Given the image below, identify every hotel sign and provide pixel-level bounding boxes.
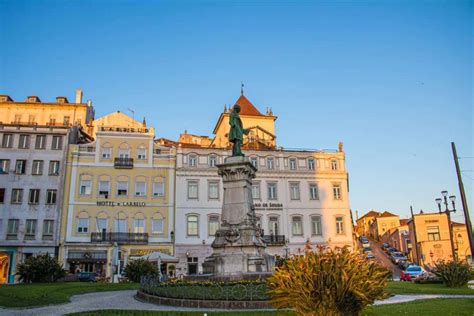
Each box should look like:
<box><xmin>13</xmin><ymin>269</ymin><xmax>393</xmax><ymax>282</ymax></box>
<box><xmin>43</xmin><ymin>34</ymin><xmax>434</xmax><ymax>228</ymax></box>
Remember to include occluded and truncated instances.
<box><xmin>96</xmin><ymin>201</ymin><xmax>146</xmax><ymax>207</ymax></box>
<box><xmin>253</xmin><ymin>202</ymin><xmax>283</xmax><ymax>210</ymax></box>
<box><xmin>100</xmin><ymin>126</ymin><xmax>150</xmax><ymax>133</ymax></box>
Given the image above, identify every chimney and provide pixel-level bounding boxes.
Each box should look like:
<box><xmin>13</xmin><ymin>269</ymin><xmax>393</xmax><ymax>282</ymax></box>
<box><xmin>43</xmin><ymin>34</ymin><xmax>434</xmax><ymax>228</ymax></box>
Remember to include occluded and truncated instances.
<box><xmin>75</xmin><ymin>89</ymin><xmax>83</xmax><ymax>104</ymax></box>
<box><xmin>356</xmin><ymin>210</ymin><xmax>359</xmax><ymax>220</ymax></box>
<box><xmin>87</xmin><ymin>99</ymin><xmax>92</xmax><ymax>107</ymax></box>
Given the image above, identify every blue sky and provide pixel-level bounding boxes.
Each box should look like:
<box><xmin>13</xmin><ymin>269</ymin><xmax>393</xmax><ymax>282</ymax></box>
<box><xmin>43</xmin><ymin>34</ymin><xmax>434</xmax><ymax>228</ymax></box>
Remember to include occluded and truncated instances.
<box><xmin>0</xmin><ymin>0</ymin><xmax>472</xmax><ymax>221</ymax></box>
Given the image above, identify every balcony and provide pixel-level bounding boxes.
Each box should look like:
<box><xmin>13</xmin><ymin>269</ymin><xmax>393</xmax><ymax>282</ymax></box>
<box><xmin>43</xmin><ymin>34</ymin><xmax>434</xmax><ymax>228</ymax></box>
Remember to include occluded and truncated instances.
<box><xmin>263</xmin><ymin>235</ymin><xmax>286</xmax><ymax>246</ymax></box>
<box><xmin>91</xmin><ymin>232</ymin><xmax>148</xmax><ymax>244</ymax></box>
<box><xmin>114</xmin><ymin>157</ymin><xmax>133</xmax><ymax>169</ymax></box>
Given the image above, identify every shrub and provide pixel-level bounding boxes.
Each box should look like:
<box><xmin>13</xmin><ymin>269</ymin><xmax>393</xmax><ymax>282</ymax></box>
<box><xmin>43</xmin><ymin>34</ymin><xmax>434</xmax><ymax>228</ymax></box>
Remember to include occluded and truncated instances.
<box><xmin>267</xmin><ymin>246</ymin><xmax>391</xmax><ymax>316</ymax></box>
<box><xmin>432</xmin><ymin>260</ymin><xmax>471</xmax><ymax>287</ymax></box>
<box><xmin>16</xmin><ymin>254</ymin><xmax>66</xmax><ymax>283</ymax></box>
<box><xmin>123</xmin><ymin>259</ymin><xmax>158</xmax><ymax>282</ymax></box>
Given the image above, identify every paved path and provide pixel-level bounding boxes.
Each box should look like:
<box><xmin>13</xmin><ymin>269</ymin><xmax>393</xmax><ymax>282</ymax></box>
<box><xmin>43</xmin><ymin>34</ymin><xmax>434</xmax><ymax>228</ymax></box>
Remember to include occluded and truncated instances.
<box><xmin>0</xmin><ymin>290</ymin><xmax>473</xmax><ymax>315</ymax></box>
<box><xmin>369</xmin><ymin>239</ymin><xmax>402</xmax><ymax>279</ymax></box>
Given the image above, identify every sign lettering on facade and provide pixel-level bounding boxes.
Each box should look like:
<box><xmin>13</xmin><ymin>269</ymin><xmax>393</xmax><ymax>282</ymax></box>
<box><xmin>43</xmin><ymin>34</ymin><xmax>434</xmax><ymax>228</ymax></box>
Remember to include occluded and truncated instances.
<box><xmin>96</xmin><ymin>201</ymin><xmax>146</xmax><ymax>207</ymax></box>
<box><xmin>253</xmin><ymin>202</ymin><xmax>283</xmax><ymax>210</ymax></box>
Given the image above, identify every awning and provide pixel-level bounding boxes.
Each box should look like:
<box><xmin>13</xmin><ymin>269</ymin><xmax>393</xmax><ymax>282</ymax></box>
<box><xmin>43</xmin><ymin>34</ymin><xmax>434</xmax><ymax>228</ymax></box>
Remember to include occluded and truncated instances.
<box><xmin>136</xmin><ymin>251</ymin><xmax>179</xmax><ymax>263</ymax></box>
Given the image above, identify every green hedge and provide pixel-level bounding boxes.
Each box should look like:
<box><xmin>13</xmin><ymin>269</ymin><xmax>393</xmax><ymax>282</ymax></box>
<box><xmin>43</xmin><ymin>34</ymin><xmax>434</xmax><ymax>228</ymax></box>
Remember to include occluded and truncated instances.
<box><xmin>141</xmin><ymin>279</ymin><xmax>268</xmax><ymax>301</ymax></box>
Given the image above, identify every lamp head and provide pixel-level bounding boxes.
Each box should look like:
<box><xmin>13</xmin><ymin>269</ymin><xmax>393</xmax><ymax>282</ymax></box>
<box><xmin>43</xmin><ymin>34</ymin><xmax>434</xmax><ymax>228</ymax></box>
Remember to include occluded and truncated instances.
<box><xmin>441</xmin><ymin>190</ymin><xmax>448</xmax><ymax>197</ymax></box>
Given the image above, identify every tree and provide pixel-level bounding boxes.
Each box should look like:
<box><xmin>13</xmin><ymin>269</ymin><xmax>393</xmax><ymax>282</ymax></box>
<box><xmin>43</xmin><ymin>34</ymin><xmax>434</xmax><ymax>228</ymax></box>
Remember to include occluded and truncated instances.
<box><xmin>123</xmin><ymin>259</ymin><xmax>158</xmax><ymax>282</ymax></box>
<box><xmin>16</xmin><ymin>254</ymin><xmax>66</xmax><ymax>283</ymax></box>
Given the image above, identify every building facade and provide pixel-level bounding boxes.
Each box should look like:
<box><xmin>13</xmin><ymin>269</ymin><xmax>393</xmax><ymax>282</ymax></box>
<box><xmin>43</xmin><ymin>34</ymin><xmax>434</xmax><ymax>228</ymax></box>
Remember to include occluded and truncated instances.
<box><xmin>59</xmin><ymin>112</ymin><xmax>176</xmax><ymax>279</ymax></box>
<box><xmin>163</xmin><ymin>92</ymin><xmax>353</xmax><ymax>276</ymax></box>
<box><xmin>368</xmin><ymin>211</ymin><xmax>400</xmax><ymax>240</ymax></box>
<box><xmin>408</xmin><ymin>211</ymin><xmax>471</xmax><ymax>266</ymax></box>
<box><xmin>0</xmin><ymin>92</ymin><xmax>93</xmax><ymax>284</ymax></box>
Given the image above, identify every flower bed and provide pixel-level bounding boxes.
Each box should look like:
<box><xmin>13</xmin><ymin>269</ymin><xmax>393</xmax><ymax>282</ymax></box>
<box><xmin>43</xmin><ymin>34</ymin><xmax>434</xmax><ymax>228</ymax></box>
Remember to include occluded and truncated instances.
<box><xmin>140</xmin><ymin>277</ymin><xmax>268</xmax><ymax>301</ymax></box>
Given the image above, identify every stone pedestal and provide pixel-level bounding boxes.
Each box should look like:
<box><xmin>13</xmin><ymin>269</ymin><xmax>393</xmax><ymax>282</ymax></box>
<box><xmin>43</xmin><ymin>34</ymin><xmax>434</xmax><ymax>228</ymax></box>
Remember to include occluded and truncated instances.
<box><xmin>202</xmin><ymin>156</ymin><xmax>268</xmax><ymax>276</ymax></box>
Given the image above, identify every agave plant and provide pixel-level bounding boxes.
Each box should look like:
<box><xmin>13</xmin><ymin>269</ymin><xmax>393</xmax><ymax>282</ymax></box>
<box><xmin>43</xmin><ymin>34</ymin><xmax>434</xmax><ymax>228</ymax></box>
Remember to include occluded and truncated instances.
<box><xmin>432</xmin><ymin>260</ymin><xmax>471</xmax><ymax>287</ymax></box>
<box><xmin>267</xmin><ymin>246</ymin><xmax>391</xmax><ymax>316</ymax></box>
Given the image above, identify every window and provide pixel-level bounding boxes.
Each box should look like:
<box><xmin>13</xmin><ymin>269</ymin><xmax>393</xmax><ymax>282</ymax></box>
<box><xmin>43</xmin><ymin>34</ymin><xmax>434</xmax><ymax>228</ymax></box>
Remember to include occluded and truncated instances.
<box><xmin>63</xmin><ymin>116</ymin><xmax>70</xmax><ymax>126</ymax></box>
<box><xmin>35</xmin><ymin>135</ymin><xmax>46</xmax><ymax>149</ymax></box>
<box><xmin>208</xmin><ymin>181</ymin><xmax>219</xmax><ymax>200</ymax></box>
<box><xmin>115</xmin><ymin>219</ymin><xmax>127</xmax><ymax>232</ymax></box>
<box><xmin>29</xmin><ymin>189</ymin><xmax>40</xmax><ymax>204</ymax></box>
<box><xmin>152</xmin><ymin>218</ymin><xmax>164</xmax><ymax>234</ymax></box>
<box><xmin>7</xmin><ymin>219</ymin><xmax>19</xmax><ymax>237</ymax></box>
<box><xmin>309</xmin><ymin>184</ymin><xmax>319</xmax><ymax>200</ymax></box>
<box><xmin>2</xmin><ymin>134</ymin><xmax>13</xmax><ymax>148</ymax></box>
<box><xmin>289</xmin><ymin>158</ymin><xmax>297</xmax><ymax>170</ymax></box>
<box><xmin>336</xmin><ymin>216</ymin><xmax>345</xmax><ymax>234</ymax></box>
<box><xmin>308</xmin><ymin>158</ymin><xmax>315</xmax><ymax>170</ymax></box>
<box><xmin>43</xmin><ymin>220</ymin><xmax>54</xmax><ymax>237</ymax></box>
<box><xmin>0</xmin><ymin>159</ymin><xmax>10</xmax><ymax>174</ymax></box>
<box><xmin>331</xmin><ymin>160</ymin><xmax>338</xmax><ymax>171</ymax></box>
<box><xmin>118</xmin><ymin>149</ymin><xmax>129</xmax><ymax>158</ymax></box>
<box><xmin>311</xmin><ymin>216</ymin><xmax>322</xmax><ymax>236</ymax></box>
<box><xmin>79</xmin><ymin>180</ymin><xmax>92</xmax><ymax>195</ymax></box>
<box><xmin>268</xmin><ymin>216</ymin><xmax>279</xmax><ymax>235</ymax></box>
<box><xmin>46</xmin><ymin>189</ymin><xmax>57</xmax><ymax>204</ymax></box>
<box><xmin>25</xmin><ymin>219</ymin><xmax>37</xmax><ymax>237</ymax></box>
<box><xmin>252</xmin><ymin>183</ymin><xmax>261</xmax><ymax>200</ymax></box>
<box><xmin>266</xmin><ymin>157</ymin><xmax>274</xmax><ymax>169</ymax></box>
<box><xmin>427</xmin><ymin>226</ymin><xmax>441</xmax><ymax>241</ymax></box>
<box><xmin>134</xmin><ymin>219</ymin><xmax>145</xmax><ymax>233</ymax></box>
<box><xmin>208</xmin><ymin>215</ymin><xmax>220</xmax><ymax>236</ymax></box>
<box><xmin>187</xmin><ymin>215</ymin><xmax>199</xmax><ymax>236</ymax></box>
<box><xmin>98</xmin><ymin>181</ymin><xmax>110</xmax><ymax>196</ymax></box>
<box><xmin>18</xmin><ymin>134</ymin><xmax>30</xmax><ymax>149</ymax></box>
<box><xmin>137</xmin><ymin>148</ymin><xmax>147</xmax><ymax>160</ymax></box>
<box><xmin>0</xmin><ymin>188</ymin><xmax>4</xmax><ymax>203</ymax></box>
<box><xmin>77</xmin><ymin>218</ymin><xmax>89</xmax><ymax>233</ymax></box>
<box><xmin>187</xmin><ymin>181</ymin><xmax>198</xmax><ymax>199</ymax></box>
<box><xmin>14</xmin><ymin>114</ymin><xmax>21</xmax><ymax>123</ymax></box>
<box><xmin>49</xmin><ymin>161</ymin><xmax>60</xmax><ymax>175</ymax></box>
<box><xmin>11</xmin><ymin>189</ymin><xmax>23</xmax><ymax>204</ymax></box>
<box><xmin>153</xmin><ymin>182</ymin><xmax>165</xmax><ymax>197</ymax></box>
<box><xmin>135</xmin><ymin>181</ymin><xmax>146</xmax><ymax>196</ymax></box>
<box><xmin>189</xmin><ymin>155</ymin><xmax>197</xmax><ymax>167</ymax></box>
<box><xmin>49</xmin><ymin>117</ymin><xmax>56</xmax><ymax>126</ymax></box>
<box><xmin>290</xmin><ymin>182</ymin><xmax>300</xmax><ymax>200</ymax></box>
<box><xmin>209</xmin><ymin>155</ymin><xmax>217</xmax><ymax>167</ymax></box>
<box><xmin>32</xmin><ymin>160</ymin><xmax>43</xmax><ymax>175</ymax></box>
<box><xmin>292</xmin><ymin>216</ymin><xmax>303</xmax><ymax>236</ymax></box>
<box><xmin>15</xmin><ymin>160</ymin><xmax>26</xmax><ymax>174</ymax></box>
<box><xmin>333</xmin><ymin>184</ymin><xmax>341</xmax><ymax>200</ymax></box>
<box><xmin>117</xmin><ymin>181</ymin><xmax>128</xmax><ymax>196</ymax></box>
<box><xmin>250</xmin><ymin>157</ymin><xmax>258</xmax><ymax>168</ymax></box>
<box><xmin>96</xmin><ymin>218</ymin><xmax>108</xmax><ymax>232</ymax></box>
<box><xmin>101</xmin><ymin>147</ymin><xmax>112</xmax><ymax>159</ymax></box>
<box><xmin>267</xmin><ymin>182</ymin><xmax>277</xmax><ymax>200</ymax></box>
<box><xmin>51</xmin><ymin>136</ymin><xmax>63</xmax><ymax>150</ymax></box>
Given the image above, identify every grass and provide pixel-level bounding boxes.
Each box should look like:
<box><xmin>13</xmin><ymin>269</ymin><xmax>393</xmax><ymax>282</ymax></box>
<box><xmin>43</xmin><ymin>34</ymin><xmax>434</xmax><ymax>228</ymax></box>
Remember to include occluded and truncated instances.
<box><xmin>0</xmin><ymin>282</ymin><xmax>139</xmax><ymax>308</ymax></box>
<box><xmin>67</xmin><ymin>298</ymin><xmax>474</xmax><ymax>316</ymax></box>
<box><xmin>386</xmin><ymin>281</ymin><xmax>474</xmax><ymax>295</ymax></box>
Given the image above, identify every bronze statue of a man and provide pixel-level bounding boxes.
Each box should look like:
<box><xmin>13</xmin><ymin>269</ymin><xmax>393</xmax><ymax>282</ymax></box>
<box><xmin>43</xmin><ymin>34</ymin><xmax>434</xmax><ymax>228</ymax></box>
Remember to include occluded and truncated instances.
<box><xmin>228</xmin><ymin>104</ymin><xmax>249</xmax><ymax>157</ymax></box>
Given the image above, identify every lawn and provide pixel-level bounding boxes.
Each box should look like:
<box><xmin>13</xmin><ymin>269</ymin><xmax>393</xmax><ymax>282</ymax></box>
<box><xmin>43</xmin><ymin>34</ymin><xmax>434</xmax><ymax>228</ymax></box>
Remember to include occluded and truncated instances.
<box><xmin>386</xmin><ymin>281</ymin><xmax>474</xmax><ymax>295</ymax></box>
<box><xmin>67</xmin><ymin>298</ymin><xmax>474</xmax><ymax>316</ymax></box>
<box><xmin>0</xmin><ymin>282</ymin><xmax>139</xmax><ymax>308</ymax></box>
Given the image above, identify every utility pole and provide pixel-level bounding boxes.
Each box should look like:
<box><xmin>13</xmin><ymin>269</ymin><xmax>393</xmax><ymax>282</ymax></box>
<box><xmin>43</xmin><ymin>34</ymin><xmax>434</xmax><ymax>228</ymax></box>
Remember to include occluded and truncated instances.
<box><xmin>451</xmin><ymin>142</ymin><xmax>474</xmax><ymax>261</ymax></box>
<box><xmin>410</xmin><ymin>206</ymin><xmax>420</xmax><ymax>265</ymax></box>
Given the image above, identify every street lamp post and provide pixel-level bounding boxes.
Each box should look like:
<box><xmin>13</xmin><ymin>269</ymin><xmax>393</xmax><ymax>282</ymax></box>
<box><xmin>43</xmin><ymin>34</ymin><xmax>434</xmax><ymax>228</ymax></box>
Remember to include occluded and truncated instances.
<box><xmin>435</xmin><ymin>191</ymin><xmax>457</xmax><ymax>261</ymax></box>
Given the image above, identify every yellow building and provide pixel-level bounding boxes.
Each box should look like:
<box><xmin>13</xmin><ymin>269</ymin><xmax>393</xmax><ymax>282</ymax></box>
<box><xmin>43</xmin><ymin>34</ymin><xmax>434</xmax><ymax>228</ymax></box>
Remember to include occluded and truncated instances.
<box><xmin>0</xmin><ymin>90</ymin><xmax>94</xmax><ymax>133</ymax></box>
<box><xmin>408</xmin><ymin>211</ymin><xmax>471</xmax><ymax>266</ymax></box>
<box><xmin>369</xmin><ymin>211</ymin><xmax>400</xmax><ymax>240</ymax></box>
<box><xmin>59</xmin><ymin>111</ymin><xmax>176</xmax><ymax>279</ymax></box>
<box><xmin>355</xmin><ymin>210</ymin><xmax>380</xmax><ymax>237</ymax></box>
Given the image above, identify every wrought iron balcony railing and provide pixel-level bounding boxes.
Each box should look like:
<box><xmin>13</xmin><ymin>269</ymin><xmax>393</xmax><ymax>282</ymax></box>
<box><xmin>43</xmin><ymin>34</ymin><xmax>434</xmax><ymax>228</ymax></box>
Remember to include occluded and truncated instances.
<box><xmin>263</xmin><ymin>235</ymin><xmax>286</xmax><ymax>246</ymax></box>
<box><xmin>114</xmin><ymin>157</ymin><xmax>133</xmax><ymax>169</ymax></box>
<box><xmin>91</xmin><ymin>232</ymin><xmax>148</xmax><ymax>244</ymax></box>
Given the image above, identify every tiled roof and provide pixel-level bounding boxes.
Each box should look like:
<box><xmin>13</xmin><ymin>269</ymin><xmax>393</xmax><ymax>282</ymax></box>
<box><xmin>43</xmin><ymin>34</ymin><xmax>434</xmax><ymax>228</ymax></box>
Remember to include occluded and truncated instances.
<box><xmin>358</xmin><ymin>210</ymin><xmax>380</xmax><ymax>220</ymax></box>
<box><xmin>399</xmin><ymin>219</ymin><xmax>410</xmax><ymax>226</ymax></box>
<box><xmin>379</xmin><ymin>211</ymin><xmax>399</xmax><ymax>218</ymax></box>
<box><xmin>234</xmin><ymin>94</ymin><xmax>263</xmax><ymax>116</ymax></box>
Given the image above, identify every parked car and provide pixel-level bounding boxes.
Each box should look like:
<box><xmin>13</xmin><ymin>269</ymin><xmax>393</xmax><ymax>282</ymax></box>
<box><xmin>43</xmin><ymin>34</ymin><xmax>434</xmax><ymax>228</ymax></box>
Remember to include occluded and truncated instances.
<box><xmin>77</xmin><ymin>272</ymin><xmax>98</xmax><ymax>282</ymax></box>
<box><xmin>381</xmin><ymin>243</ymin><xmax>390</xmax><ymax>250</ymax></box>
<box><xmin>400</xmin><ymin>261</ymin><xmax>415</xmax><ymax>271</ymax></box>
<box><xmin>362</xmin><ymin>247</ymin><xmax>372</xmax><ymax>253</ymax></box>
<box><xmin>366</xmin><ymin>252</ymin><xmax>376</xmax><ymax>260</ymax></box>
<box><xmin>400</xmin><ymin>265</ymin><xmax>424</xmax><ymax>281</ymax></box>
<box><xmin>386</xmin><ymin>247</ymin><xmax>398</xmax><ymax>254</ymax></box>
<box><xmin>390</xmin><ymin>252</ymin><xmax>407</xmax><ymax>264</ymax></box>
<box><xmin>362</xmin><ymin>241</ymin><xmax>371</xmax><ymax>248</ymax></box>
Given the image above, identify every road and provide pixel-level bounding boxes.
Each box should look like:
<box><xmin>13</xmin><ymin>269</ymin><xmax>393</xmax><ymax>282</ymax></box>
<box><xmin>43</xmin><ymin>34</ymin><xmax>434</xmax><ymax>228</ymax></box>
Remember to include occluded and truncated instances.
<box><xmin>366</xmin><ymin>239</ymin><xmax>402</xmax><ymax>279</ymax></box>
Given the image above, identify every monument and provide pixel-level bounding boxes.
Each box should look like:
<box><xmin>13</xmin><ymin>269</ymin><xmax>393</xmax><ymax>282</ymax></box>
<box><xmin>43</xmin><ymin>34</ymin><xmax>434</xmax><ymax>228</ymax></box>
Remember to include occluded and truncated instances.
<box><xmin>202</xmin><ymin>104</ymin><xmax>270</xmax><ymax>277</ymax></box>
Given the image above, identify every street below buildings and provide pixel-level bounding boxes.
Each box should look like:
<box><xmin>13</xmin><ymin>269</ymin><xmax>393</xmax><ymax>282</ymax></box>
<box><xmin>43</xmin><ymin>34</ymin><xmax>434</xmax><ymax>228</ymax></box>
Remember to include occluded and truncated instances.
<box><xmin>367</xmin><ymin>238</ymin><xmax>402</xmax><ymax>279</ymax></box>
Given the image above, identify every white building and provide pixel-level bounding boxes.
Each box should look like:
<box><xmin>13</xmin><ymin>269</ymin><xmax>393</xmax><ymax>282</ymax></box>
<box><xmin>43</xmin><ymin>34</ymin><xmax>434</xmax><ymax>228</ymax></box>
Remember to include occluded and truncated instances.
<box><xmin>158</xmin><ymin>92</ymin><xmax>353</xmax><ymax>276</ymax></box>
